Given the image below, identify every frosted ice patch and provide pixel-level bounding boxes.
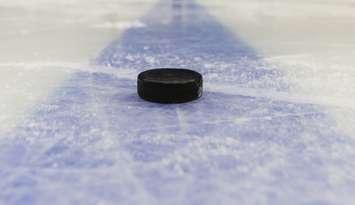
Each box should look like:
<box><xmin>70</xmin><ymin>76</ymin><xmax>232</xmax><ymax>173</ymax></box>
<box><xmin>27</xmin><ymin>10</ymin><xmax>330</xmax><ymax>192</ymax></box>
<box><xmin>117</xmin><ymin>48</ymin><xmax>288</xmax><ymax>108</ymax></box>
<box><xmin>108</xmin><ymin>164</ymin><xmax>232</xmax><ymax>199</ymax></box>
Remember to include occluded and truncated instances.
<box><xmin>93</xmin><ymin>21</ymin><xmax>146</xmax><ymax>30</ymax></box>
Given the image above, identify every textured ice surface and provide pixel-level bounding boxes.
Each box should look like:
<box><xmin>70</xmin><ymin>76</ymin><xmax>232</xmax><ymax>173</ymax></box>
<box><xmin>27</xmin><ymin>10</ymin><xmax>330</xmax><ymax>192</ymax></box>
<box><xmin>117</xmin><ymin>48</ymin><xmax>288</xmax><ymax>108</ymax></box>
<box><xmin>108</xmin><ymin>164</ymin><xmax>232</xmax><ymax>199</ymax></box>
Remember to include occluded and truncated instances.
<box><xmin>0</xmin><ymin>0</ymin><xmax>157</xmax><ymax>133</ymax></box>
<box><xmin>1</xmin><ymin>0</ymin><xmax>355</xmax><ymax>205</ymax></box>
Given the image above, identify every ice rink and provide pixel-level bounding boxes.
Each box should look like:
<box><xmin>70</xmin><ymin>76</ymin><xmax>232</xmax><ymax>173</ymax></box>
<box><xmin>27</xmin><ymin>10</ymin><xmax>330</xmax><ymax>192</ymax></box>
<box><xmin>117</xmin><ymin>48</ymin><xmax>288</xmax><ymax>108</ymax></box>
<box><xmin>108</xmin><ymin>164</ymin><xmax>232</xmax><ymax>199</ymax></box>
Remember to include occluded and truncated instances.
<box><xmin>1</xmin><ymin>0</ymin><xmax>355</xmax><ymax>204</ymax></box>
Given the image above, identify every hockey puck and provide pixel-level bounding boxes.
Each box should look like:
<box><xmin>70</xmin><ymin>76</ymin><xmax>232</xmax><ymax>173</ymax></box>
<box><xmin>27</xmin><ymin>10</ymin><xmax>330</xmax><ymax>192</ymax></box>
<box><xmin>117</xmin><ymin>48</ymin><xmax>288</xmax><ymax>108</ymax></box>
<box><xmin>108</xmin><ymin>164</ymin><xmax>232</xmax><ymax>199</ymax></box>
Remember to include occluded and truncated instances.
<box><xmin>137</xmin><ymin>68</ymin><xmax>203</xmax><ymax>103</ymax></box>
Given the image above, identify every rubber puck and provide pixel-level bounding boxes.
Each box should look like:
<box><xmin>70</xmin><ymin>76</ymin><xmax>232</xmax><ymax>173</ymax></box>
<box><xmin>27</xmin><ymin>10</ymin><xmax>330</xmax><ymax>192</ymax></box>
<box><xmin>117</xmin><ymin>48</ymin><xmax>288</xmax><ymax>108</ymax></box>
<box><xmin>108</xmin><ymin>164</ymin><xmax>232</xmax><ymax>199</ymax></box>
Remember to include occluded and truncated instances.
<box><xmin>138</xmin><ymin>68</ymin><xmax>203</xmax><ymax>103</ymax></box>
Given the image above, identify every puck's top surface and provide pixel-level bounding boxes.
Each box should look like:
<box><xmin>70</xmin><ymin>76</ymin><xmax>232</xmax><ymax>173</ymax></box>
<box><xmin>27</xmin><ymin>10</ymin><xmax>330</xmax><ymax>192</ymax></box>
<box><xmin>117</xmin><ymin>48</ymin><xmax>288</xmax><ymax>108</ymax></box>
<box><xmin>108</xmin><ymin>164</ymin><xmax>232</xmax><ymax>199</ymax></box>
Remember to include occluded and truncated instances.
<box><xmin>137</xmin><ymin>68</ymin><xmax>203</xmax><ymax>104</ymax></box>
<box><xmin>138</xmin><ymin>68</ymin><xmax>201</xmax><ymax>84</ymax></box>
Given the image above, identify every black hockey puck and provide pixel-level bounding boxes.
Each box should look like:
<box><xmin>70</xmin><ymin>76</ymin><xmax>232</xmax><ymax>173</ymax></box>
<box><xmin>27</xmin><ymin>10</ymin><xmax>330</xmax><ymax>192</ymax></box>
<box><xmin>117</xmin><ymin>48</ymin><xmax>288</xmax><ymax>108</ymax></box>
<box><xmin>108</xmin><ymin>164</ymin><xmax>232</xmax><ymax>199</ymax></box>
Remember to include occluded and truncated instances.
<box><xmin>138</xmin><ymin>68</ymin><xmax>203</xmax><ymax>103</ymax></box>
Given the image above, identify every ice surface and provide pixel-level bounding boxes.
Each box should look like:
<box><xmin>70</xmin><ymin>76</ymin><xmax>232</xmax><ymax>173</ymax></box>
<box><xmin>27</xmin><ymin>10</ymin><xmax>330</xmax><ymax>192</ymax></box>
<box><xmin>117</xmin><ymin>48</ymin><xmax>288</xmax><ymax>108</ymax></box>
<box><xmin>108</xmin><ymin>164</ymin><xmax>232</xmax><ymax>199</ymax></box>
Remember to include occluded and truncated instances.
<box><xmin>1</xmin><ymin>0</ymin><xmax>355</xmax><ymax>205</ymax></box>
<box><xmin>0</xmin><ymin>0</ymin><xmax>157</xmax><ymax>133</ymax></box>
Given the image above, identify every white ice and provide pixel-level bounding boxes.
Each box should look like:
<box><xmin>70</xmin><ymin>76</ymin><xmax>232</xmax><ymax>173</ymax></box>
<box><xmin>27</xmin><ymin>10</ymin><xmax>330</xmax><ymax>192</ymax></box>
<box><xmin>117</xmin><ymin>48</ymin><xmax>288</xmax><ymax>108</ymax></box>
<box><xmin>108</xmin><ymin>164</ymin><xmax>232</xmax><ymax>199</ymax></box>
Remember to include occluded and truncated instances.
<box><xmin>0</xmin><ymin>0</ymin><xmax>158</xmax><ymax>133</ymax></box>
<box><xmin>200</xmin><ymin>0</ymin><xmax>355</xmax><ymax>137</ymax></box>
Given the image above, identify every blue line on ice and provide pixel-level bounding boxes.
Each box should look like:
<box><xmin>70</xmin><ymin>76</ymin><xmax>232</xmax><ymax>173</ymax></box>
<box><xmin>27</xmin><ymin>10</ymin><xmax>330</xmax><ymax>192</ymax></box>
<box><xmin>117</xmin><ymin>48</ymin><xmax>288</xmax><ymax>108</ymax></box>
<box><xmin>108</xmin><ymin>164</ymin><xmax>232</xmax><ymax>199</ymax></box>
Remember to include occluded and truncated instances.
<box><xmin>1</xmin><ymin>0</ymin><xmax>355</xmax><ymax>204</ymax></box>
